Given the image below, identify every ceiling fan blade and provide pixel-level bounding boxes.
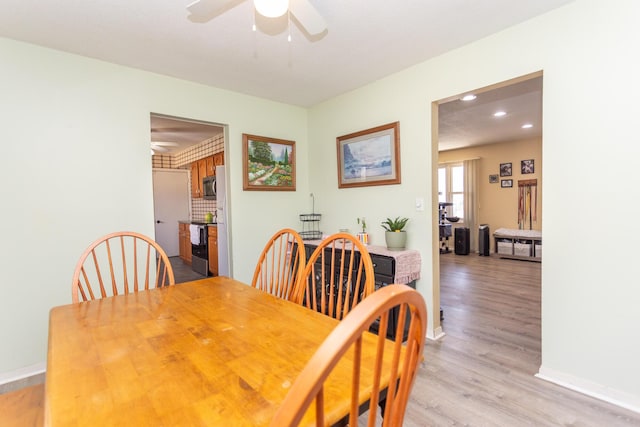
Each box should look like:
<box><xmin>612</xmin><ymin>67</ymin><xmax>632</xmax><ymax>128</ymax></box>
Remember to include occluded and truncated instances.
<box><xmin>289</xmin><ymin>0</ymin><xmax>326</xmax><ymax>35</ymax></box>
<box><xmin>151</xmin><ymin>141</ymin><xmax>180</xmax><ymax>147</ymax></box>
<box><xmin>151</xmin><ymin>145</ymin><xmax>170</xmax><ymax>153</ymax></box>
<box><xmin>187</xmin><ymin>0</ymin><xmax>241</xmax><ymax>23</ymax></box>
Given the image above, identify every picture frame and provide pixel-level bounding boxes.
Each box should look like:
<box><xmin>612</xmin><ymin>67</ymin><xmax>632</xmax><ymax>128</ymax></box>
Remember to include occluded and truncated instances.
<box><xmin>489</xmin><ymin>174</ymin><xmax>499</xmax><ymax>184</ymax></box>
<box><xmin>336</xmin><ymin>122</ymin><xmax>401</xmax><ymax>188</ymax></box>
<box><xmin>521</xmin><ymin>159</ymin><xmax>535</xmax><ymax>174</ymax></box>
<box><xmin>242</xmin><ymin>134</ymin><xmax>296</xmax><ymax>191</ymax></box>
<box><xmin>500</xmin><ymin>162</ymin><xmax>512</xmax><ymax>177</ymax></box>
<box><xmin>501</xmin><ymin>179</ymin><xmax>513</xmax><ymax>188</ymax></box>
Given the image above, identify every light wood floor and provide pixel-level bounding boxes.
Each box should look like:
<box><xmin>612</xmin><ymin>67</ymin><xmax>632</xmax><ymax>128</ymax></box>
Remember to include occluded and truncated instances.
<box><xmin>401</xmin><ymin>253</ymin><xmax>640</xmax><ymax>426</ymax></box>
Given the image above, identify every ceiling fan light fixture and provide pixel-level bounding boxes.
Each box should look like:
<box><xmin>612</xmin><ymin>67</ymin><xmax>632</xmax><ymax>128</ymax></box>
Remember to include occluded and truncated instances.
<box><xmin>254</xmin><ymin>0</ymin><xmax>289</xmax><ymax>18</ymax></box>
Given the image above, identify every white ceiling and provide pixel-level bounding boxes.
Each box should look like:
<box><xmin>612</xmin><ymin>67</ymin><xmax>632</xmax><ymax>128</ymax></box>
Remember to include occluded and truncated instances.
<box><xmin>1</xmin><ymin>0</ymin><xmax>560</xmax><ymax>150</ymax></box>
<box><xmin>438</xmin><ymin>75</ymin><xmax>543</xmax><ymax>151</ymax></box>
<box><xmin>151</xmin><ymin>115</ymin><xmax>224</xmax><ymax>154</ymax></box>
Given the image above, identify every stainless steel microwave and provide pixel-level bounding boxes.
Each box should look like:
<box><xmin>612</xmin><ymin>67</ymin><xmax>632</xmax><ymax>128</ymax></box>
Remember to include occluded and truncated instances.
<box><xmin>202</xmin><ymin>175</ymin><xmax>217</xmax><ymax>200</ymax></box>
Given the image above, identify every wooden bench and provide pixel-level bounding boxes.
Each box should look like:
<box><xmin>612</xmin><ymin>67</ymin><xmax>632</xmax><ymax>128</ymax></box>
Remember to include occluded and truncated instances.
<box><xmin>0</xmin><ymin>384</ymin><xmax>44</xmax><ymax>427</ymax></box>
<box><xmin>494</xmin><ymin>227</ymin><xmax>542</xmax><ymax>262</ymax></box>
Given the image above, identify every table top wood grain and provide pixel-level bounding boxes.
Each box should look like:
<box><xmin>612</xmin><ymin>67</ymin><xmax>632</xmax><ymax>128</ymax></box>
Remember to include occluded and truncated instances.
<box><xmin>45</xmin><ymin>277</ymin><xmax>392</xmax><ymax>426</ymax></box>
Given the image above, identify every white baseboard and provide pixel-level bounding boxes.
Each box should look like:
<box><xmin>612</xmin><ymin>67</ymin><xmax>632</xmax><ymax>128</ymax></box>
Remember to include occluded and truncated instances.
<box><xmin>427</xmin><ymin>326</ymin><xmax>445</xmax><ymax>341</ymax></box>
<box><xmin>0</xmin><ymin>362</ymin><xmax>46</xmax><ymax>386</ymax></box>
<box><xmin>536</xmin><ymin>366</ymin><xmax>640</xmax><ymax>414</ymax></box>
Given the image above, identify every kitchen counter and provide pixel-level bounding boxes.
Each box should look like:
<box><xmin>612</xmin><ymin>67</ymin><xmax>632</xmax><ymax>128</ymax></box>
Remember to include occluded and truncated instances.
<box><xmin>179</xmin><ymin>220</ymin><xmax>216</xmax><ymax>225</ymax></box>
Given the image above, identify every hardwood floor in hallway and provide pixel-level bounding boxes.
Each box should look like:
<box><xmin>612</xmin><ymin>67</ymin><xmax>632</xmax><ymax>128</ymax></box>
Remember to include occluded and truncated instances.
<box><xmin>399</xmin><ymin>253</ymin><xmax>640</xmax><ymax>426</ymax></box>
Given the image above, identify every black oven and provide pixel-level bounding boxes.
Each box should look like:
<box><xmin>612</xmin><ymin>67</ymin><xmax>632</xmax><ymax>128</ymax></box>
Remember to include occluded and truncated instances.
<box><xmin>191</xmin><ymin>224</ymin><xmax>209</xmax><ymax>276</ymax></box>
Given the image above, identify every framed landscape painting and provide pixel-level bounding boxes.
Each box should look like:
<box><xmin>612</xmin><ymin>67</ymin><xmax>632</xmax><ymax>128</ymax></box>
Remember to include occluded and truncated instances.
<box><xmin>336</xmin><ymin>122</ymin><xmax>401</xmax><ymax>189</ymax></box>
<box><xmin>242</xmin><ymin>134</ymin><xmax>296</xmax><ymax>191</ymax></box>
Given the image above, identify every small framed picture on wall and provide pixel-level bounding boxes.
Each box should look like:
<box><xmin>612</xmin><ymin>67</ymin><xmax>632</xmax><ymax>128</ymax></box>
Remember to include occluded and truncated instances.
<box><xmin>521</xmin><ymin>159</ymin><xmax>535</xmax><ymax>174</ymax></box>
<box><xmin>489</xmin><ymin>174</ymin><xmax>499</xmax><ymax>183</ymax></box>
<box><xmin>500</xmin><ymin>162</ymin><xmax>512</xmax><ymax>177</ymax></box>
<box><xmin>501</xmin><ymin>179</ymin><xmax>513</xmax><ymax>188</ymax></box>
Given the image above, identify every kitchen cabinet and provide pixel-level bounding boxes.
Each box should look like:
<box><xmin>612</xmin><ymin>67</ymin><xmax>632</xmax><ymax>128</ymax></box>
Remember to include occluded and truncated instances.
<box><xmin>206</xmin><ymin>156</ymin><xmax>215</xmax><ymax>176</ymax></box>
<box><xmin>190</xmin><ymin>158</ymin><xmax>208</xmax><ymax>198</ymax></box>
<box><xmin>207</xmin><ymin>226</ymin><xmax>218</xmax><ymax>276</ymax></box>
<box><xmin>213</xmin><ymin>152</ymin><xmax>224</xmax><ymax>167</ymax></box>
<box><xmin>190</xmin><ymin>162</ymin><xmax>200</xmax><ymax>198</ymax></box>
<box><xmin>208</xmin><ymin>226</ymin><xmax>218</xmax><ymax>276</ymax></box>
<box><xmin>178</xmin><ymin>223</ymin><xmax>192</xmax><ymax>265</ymax></box>
<box><xmin>198</xmin><ymin>159</ymin><xmax>207</xmax><ymax>187</ymax></box>
<box><xmin>191</xmin><ymin>153</ymin><xmax>224</xmax><ymax>198</ymax></box>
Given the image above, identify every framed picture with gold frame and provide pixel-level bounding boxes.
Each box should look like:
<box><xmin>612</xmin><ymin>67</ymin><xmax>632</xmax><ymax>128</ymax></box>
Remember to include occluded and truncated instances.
<box><xmin>336</xmin><ymin>122</ymin><xmax>401</xmax><ymax>188</ymax></box>
<box><xmin>242</xmin><ymin>134</ymin><xmax>295</xmax><ymax>191</ymax></box>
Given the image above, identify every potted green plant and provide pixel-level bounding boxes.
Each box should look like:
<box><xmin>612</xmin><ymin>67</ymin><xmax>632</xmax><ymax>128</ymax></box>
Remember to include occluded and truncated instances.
<box><xmin>356</xmin><ymin>217</ymin><xmax>369</xmax><ymax>245</ymax></box>
<box><xmin>381</xmin><ymin>216</ymin><xmax>409</xmax><ymax>250</ymax></box>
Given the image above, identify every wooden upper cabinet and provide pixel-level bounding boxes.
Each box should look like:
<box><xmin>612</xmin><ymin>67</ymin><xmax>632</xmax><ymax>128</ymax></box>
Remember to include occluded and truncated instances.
<box><xmin>206</xmin><ymin>156</ymin><xmax>215</xmax><ymax>177</ymax></box>
<box><xmin>198</xmin><ymin>158</ymin><xmax>207</xmax><ymax>182</ymax></box>
<box><xmin>190</xmin><ymin>162</ymin><xmax>200</xmax><ymax>198</ymax></box>
<box><xmin>191</xmin><ymin>153</ymin><xmax>224</xmax><ymax>198</ymax></box>
<box><xmin>191</xmin><ymin>158</ymin><xmax>208</xmax><ymax>199</ymax></box>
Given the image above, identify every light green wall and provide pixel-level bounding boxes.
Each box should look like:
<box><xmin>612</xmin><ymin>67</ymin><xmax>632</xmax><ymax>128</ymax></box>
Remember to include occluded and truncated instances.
<box><xmin>0</xmin><ymin>37</ymin><xmax>308</xmax><ymax>377</ymax></box>
<box><xmin>307</xmin><ymin>0</ymin><xmax>640</xmax><ymax>410</ymax></box>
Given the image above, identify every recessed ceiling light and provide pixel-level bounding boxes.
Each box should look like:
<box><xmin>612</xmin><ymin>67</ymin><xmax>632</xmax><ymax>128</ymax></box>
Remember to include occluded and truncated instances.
<box><xmin>494</xmin><ymin>111</ymin><xmax>507</xmax><ymax>117</ymax></box>
<box><xmin>461</xmin><ymin>94</ymin><xmax>476</xmax><ymax>101</ymax></box>
<box><xmin>522</xmin><ymin>123</ymin><xmax>533</xmax><ymax>129</ymax></box>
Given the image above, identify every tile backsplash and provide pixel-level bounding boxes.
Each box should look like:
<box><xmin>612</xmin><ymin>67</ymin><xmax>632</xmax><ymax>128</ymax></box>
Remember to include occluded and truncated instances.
<box><xmin>152</xmin><ymin>134</ymin><xmax>224</xmax><ymax>222</ymax></box>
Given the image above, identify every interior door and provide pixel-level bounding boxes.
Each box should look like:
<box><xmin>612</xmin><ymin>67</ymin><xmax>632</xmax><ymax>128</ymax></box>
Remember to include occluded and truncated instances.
<box><xmin>152</xmin><ymin>169</ymin><xmax>190</xmax><ymax>257</ymax></box>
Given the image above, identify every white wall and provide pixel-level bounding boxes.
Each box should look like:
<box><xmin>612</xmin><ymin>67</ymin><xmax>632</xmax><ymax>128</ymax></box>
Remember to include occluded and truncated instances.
<box><xmin>307</xmin><ymin>0</ymin><xmax>640</xmax><ymax>411</ymax></box>
<box><xmin>0</xmin><ymin>37</ymin><xmax>308</xmax><ymax>378</ymax></box>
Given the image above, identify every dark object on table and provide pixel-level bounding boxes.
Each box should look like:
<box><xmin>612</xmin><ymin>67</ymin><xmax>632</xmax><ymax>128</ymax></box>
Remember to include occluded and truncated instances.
<box><xmin>446</xmin><ymin>216</ymin><xmax>460</xmax><ymax>223</ymax></box>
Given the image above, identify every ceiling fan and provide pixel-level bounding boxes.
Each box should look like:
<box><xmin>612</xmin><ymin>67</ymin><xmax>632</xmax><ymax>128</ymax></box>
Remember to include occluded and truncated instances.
<box><xmin>150</xmin><ymin>141</ymin><xmax>180</xmax><ymax>154</ymax></box>
<box><xmin>187</xmin><ymin>0</ymin><xmax>326</xmax><ymax>36</ymax></box>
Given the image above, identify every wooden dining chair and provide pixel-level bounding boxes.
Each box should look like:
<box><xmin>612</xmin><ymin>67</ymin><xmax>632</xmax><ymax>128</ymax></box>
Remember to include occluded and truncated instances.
<box><xmin>251</xmin><ymin>228</ymin><xmax>306</xmax><ymax>301</ymax></box>
<box><xmin>294</xmin><ymin>232</ymin><xmax>375</xmax><ymax>319</ymax></box>
<box><xmin>271</xmin><ymin>284</ymin><xmax>427</xmax><ymax>427</ymax></box>
<box><xmin>71</xmin><ymin>231</ymin><xmax>175</xmax><ymax>303</ymax></box>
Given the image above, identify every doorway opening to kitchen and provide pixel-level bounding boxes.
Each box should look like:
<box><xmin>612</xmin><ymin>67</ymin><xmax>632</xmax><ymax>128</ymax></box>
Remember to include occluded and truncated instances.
<box><xmin>150</xmin><ymin>113</ymin><xmax>231</xmax><ymax>278</ymax></box>
<box><xmin>432</xmin><ymin>71</ymin><xmax>543</xmax><ymax>351</ymax></box>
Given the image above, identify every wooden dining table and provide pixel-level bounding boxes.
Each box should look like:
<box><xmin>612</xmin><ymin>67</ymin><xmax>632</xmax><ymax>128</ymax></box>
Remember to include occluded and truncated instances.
<box><xmin>45</xmin><ymin>276</ymin><xmax>395</xmax><ymax>426</ymax></box>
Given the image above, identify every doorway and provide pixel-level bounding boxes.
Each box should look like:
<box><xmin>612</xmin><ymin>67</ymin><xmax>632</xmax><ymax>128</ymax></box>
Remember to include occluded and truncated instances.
<box><xmin>150</xmin><ymin>113</ymin><xmax>229</xmax><ymax>274</ymax></box>
<box><xmin>433</xmin><ymin>71</ymin><xmax>543</xmax><ymax>342</ymax></box>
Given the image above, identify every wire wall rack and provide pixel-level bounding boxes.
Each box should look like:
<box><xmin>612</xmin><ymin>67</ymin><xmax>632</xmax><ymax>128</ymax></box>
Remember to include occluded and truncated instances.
<box><xmin>299</xmin><ymin>194</ymin><xmax>322</xmax><ymax>240</ymax></box>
